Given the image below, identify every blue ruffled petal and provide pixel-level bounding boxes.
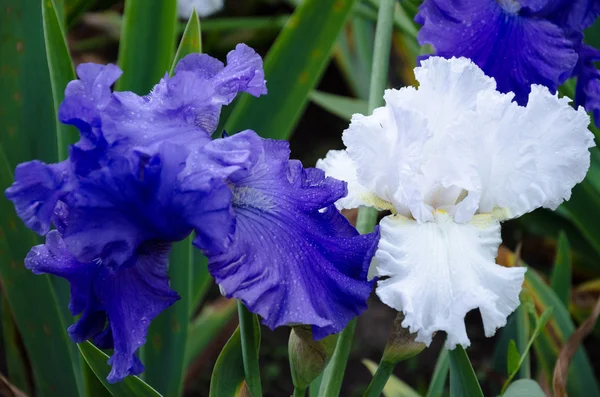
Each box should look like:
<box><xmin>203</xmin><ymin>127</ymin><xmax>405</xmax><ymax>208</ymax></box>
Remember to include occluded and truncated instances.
<box><xmin>204</xmin><ymin>133</ymin><xmax>379</xmax><ymax>339</ymax></box>
<box><xmin>575</xmin><ymin>44</ymin><xmax>600</xmax><ymax>121</ymax></box>
<box><xmin>4</xmin><ymin>160</ymin><xmax>71</xmax><ymax>235</ymax></box>
<box><xmin>25</xmin><ymin>231</ymin><xmax>179</xmax><ymax>383</ymax></box>
<box><xmin>416</xmin><ymin>0</ymin><xmax>578</xmax><ymax>103</ymax></box>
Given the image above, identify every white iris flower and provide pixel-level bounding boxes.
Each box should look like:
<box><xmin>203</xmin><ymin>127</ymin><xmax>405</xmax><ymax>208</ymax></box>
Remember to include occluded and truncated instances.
<box><xmin>177</xmin><ymin>0</ymin><xmax>224</xmax><ymax>18</ymax></box>
<box><xmin>317</xmin><ymin>57</ymin><xmax>595</xmax><ymax>349</ymax></box>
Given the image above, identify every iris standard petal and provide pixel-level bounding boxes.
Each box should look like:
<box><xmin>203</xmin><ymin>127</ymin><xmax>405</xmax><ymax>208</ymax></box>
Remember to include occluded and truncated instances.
<box><xmin>374</xmin><ymin>212</ymin><xmax>525</xmax><ymax>348</ymax></box>
<box><xmin>206</xmin><ymin>135</ymin><xmax>379</xmax><ymax>339</ymax></box>
<box><xmin>416</xmin><ymin>0</ymin><xmax>578</xmax><ymax>104</ymax></box>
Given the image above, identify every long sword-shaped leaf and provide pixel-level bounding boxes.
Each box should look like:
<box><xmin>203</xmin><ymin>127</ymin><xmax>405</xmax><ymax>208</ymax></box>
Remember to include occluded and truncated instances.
<box><xmin>209</xmin><ymin>327</ymin><xmax>249</xmax><ymax>397</ymax></box>
<box><xmin>0</xmin><ymin>0</ymin><xmax>81</xmax><ymax>394</ymax></box>
<box><xmin>448</xmin><ymin>346</ymin><xmax>484</xmax><ymax>397</ymax></box>
<box><xmin>78</xmin><ymin>342</ymin><xmax>162</xmax><ymax>397</ymax></box>
<box><xmin>225</xmin><ymin>0</ymin><xmax>359</xmax><ymax>140</ymax></box>
<box><xmin>115</xmin><ymin>0</ymin><xmax>177</xmax><ymax>94</ymax></box>
<box><xmin>498</xmin><ymin>247</ymin><xmax>600</xmax><ymax>396</ymax></box>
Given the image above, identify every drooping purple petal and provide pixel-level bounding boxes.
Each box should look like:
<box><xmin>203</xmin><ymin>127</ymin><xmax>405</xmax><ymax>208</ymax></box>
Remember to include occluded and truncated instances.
<box><xmin>25</xmin><ymin>231</ymin><xmax>179</xmax><ymax>383</ymax></box>
<box><xmin>416</xmin><ymin>0</ymin><xmax>578</xmax><ymax>104</ymax></box>
<box><xmin>575</xmin><ymin>44</ymin><xmax>600</xmax><ymax>122</ymax></box>
<box><xmin>95</xmin><ymin>241</ymin><xmax>179</xmax><ymax>383</ymax></box>
<box><xmin>4</xmin><ymin>160</ymin><xmax>71</xmax><ymax>235</ymax></box>
<box><xmin>203</xmin><ymin>133</ymin><xmax>379</xmax><ymax>339</ymax></box>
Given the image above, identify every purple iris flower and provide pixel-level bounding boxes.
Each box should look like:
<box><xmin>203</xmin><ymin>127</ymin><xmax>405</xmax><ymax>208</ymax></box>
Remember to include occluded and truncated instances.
<box><xmin>416</xmin><ymin>0</ymin><xmax>600</xmax><ymax>117</ymax></box>
<box><xmin>5</xmin><ymin>44</ymin><xmax>266</xmax><ymax>383</ymax></box>
<box><xmin>185</xmin><ymin>131</ymin><xmax>380</xmax><ymax>339</ymax></box>
<box><xmin>5</xmin><ymin>41</ymin><xmax>380</xmax><ymax>382</ymax></box>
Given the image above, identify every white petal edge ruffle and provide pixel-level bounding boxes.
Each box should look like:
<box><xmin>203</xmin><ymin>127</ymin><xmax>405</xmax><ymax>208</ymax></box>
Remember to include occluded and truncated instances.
<box><xmin>316</xmin><ymin>150</ymin><xmax>382</xmax><ymax>210</ymax></box>
<box><xmin>177</xmin><ymin>0</ymin><xmax>224</xmax><ymax>18</ymax></box>
<box><xmin>374</xmin><ymin>212</ymin><xmax>526</xmax><ymax>349</ymax></box>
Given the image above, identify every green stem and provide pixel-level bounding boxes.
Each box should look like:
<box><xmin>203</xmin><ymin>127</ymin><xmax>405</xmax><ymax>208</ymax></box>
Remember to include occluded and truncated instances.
<box><xmin>367</xmin><ymin>0</ymin><xmax>396</xmax><ymax>114</ymax></box>
<box><xmin>318</xmin><ymin>0</ymin><xmax>396</xmax><ymax>394</ymax></box>
<box><xmin>318</xmin><ymin>319</ymin><xmax>357</xmax><ymax>396</ymax></box>
<box><xmin>363</xmin><ymin>361</ymin><xmax>395</xmax><ymax>397</ymax></box>
<box><xmin>293</xmin><ymin>387</ymin><xmax>306</xmax><ymax>397</ymax></box>
<box><xmin>238</xmin><ymin>302</ymin><xmax>263</xmax><ymax>397</ymax></box>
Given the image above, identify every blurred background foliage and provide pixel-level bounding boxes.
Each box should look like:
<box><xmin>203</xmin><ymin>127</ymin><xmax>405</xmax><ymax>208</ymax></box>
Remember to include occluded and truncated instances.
<box><xmin>1</xmin><ymin>0</ymin><xmax>600</xmax><ymax>396</ymax></box>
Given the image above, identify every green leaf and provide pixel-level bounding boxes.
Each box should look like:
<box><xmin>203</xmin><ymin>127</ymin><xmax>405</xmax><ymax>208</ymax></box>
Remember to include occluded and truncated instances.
<box><xmin>78</xmin><ymin>342</ymin><xmax>162</xmax><ymax>397</ymax></box>
<box><xmin>501</xmin><ymin>308</ymin><xmax>552</xmax><ymax>394</ymax></box>
<box><xmin>143</xmin><ymin>236</ymin><xmax>192</xmax><ymax>396</ymax></box>
<box><xmin>116</xmin><ymin>0</ymin><xmax>177</xmax><ymax>94</ymax></box>
<box><xmin>560</xmin><ymin>152</ymin><xmax>600</xmax><ymax>262</ymax></box>
<box><xmin>425</xmin><ymin>348</ymin><xmax>449</xmax><ymax>397</ymax></box>
<box><xmin>237</xmin><ymin>302</ymin><xmax>262</xmax><ymax>396</ymax></box>
<box><xmin>0</xmin><ymin>1</ymin><xmax>81</xmax><ymax>393</ymax></box>
<box><xmin>41</xmin><ymin>0</ymin><xmax>79</xmax><ymax>159</ymax></box>
<box><xmin>502</xmin><ymin>379</ymin><xmax>546</xmax><ymax>397</ymax></box>
<box><xmin>551</xmin><ymin>231</ymin><xmax>572</xmax><ymax>307</ymax></box>
<box><xmin>189</xmin><ymin>251</ymin><xmax>213</xmax><ymax>316</ymax></box>
<box><xmin>170</xmin><ymin>9</ymin><xmax>201</xmax><ymax>74</ymax></box>
<box><xmin>514</xmin><ymin>302</ymin><xmax>531</xmax><ymax>380</ymax></box>
<box><xmin>0</xmin><ymin>298</ymin><xmax>31</xmax><ymax>395</ymax></box>
<box><xmin>363</xmin><ymin>359</ymin><xmax>422</xmax><ymax>397</ymax></box>
<box><xmin>309</xmin><ymin>90</ymin><xmax>368</xmax><ymax>120</ymax></box>
<box><xmin>448</xmin><ymin>346</ymin><xmax>484</xmax><ymax>397</ymax></box>
<box><xmin>209</xmin><ymin>327</ymin><xmax>248</xmax><ymax>397</ymax></box>
<box><xmin>506</xmin><ymin>340</ymin><xmax>521</xmax><ymax>377</ymax></box>
<box><xmin>225</xmin><ymin>0</ymin><xmax>359</xmax><ymax>140</ymax></box>
<box><xmin>522</xmin><ymin>261</ymin><xmax>600</xmax><ymax>395</ymax></box>
<box><xmin>185</xmin><ymin>298</ymin><xmax>237</xmax><ymax>367</ymax></box>
<box><xmin>82</xmin><ymin>360</ymin><xmax>112</xmax><ymax>397</ymax></box>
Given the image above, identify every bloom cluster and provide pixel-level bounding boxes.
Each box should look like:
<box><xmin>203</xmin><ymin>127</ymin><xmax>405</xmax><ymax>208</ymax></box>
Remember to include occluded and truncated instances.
<box><xmin>318</xmin><ymin>56</ymin><xmax>594</xmax><ymax>348</ymax></box>
<box><xmin>416</xmin><ymin>0</ymin><xmax>600</xmax><ymax>121</ymax></box>
<box><xmin>5</xmin><ymin>44</ymin><xmax>378</xmax><ymax>382</ymax></box>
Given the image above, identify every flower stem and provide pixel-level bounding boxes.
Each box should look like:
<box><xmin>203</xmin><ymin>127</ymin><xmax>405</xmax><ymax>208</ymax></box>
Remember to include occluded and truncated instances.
<box><xmin>367</xmin><ymin>0</ymin><xmax>396</xmax><ymax>114</ymax></box>
<box><xmin>318</xmin><ymin>0</ymin><xmax>396</xmax><ymax>394</ymax></box>
<box><xmin>237</xmin><ymin>301</ymin><xmax>263</xmax><ymax>397</ymax></box>
<box><xmin>363</xmin><ymin>361</ymin><xmax>395</xmax><ymax>397</ymax></box>
<box><xmin>318</xmin><ymin>319</ymin><xmax>358</xmax><ymax>396</ymax></box>
<box><xmin>293</xmin><ymin>387</ymin><xmax>306</xmax><ymax>397</ymax></box>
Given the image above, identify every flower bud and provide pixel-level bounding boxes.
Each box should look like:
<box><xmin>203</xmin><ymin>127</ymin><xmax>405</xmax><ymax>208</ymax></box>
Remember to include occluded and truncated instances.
<box><xmin>288</xmin><ymin>326</ymin><xmax>338</xmax><ymax>391</ymax></box>
<box><xmin>382</xmin><ymin>313</ymin><xmax>426</xmax><ymax>364</ymax></box>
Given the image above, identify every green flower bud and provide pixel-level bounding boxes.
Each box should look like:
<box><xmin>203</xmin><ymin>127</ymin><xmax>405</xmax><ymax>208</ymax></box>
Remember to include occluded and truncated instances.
<box><xmin>382</xmin><ymin>313</ymin><xmax>426</xmax><ymax>364</ymax></box>
<box><xmin>288</xmin><ymin>326</ymin><xmax>338</xmax><ymax>391</ymax></box>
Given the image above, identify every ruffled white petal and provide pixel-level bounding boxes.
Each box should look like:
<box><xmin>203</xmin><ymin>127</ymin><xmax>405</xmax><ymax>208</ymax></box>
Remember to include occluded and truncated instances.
<box><xmin>374</xmin><ymin>212</ymin><xmax>525</xmax><ymax>348</ymax></box>
<box><xmin>177</xmin><ymin>0</ymin><xmax>224</xmax><ymax>18</ymax></box>
<box><xmin>430</xmin><ymin>85</ymin><xmax>594</xmax><ymax>220</ymax></box>
<box><xmin>384</xmin><ymin>57</ymin><xmax>497</xmax><ymax>141</ymax></box>
<box><xmin>342</xmin><ymin>106</ymin><xmax>433</xmax><ymax>221</ymax></box>
<box><xmin>316</xmin><ymin>150</ymin><xmax>375</xmax><ymax>210</ymax></box>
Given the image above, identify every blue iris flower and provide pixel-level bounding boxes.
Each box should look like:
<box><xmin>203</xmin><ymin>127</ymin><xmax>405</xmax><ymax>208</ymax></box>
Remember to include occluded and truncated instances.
<box><xmin>5</xmin><ymin>43</ymin><xmax>379</xmax><ymax>382</ymax></box>
<box><xmin>416</xmin><ymin>0</ymin><xmax>600</xmax><ymax>119</ymax></box>
<box><xmin>5</xmin><ymin>44</ymin><xmax>266</xmax><ymax>383</ymax></box>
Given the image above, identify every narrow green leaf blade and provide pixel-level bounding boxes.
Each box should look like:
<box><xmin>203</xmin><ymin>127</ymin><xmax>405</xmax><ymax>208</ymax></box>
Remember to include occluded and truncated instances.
<box><xmin>225</xmin><ymin>0</ymin><xmax>359</xmax><ymax>139</ymax></box>
<box><xmin>363</xmin><ymin>359</ymin><xmax>422</xmax><ymax>397</ymax></box>
<box><xmin>507</xmin><ymin>340</ymin><xmax>520</xmax><ymax>377</ymax></box>
<box><xmin>502</xmin><ymin>379</ymin><xmax>545</xmax><ymax>397</ymax></box>
<box><xmin>209</xmin><ymin>327</ymin><xmax>248</xmax><ymax>397</ymax></box>
<box><xmin>425</xmin><ymin>348</ymin><xmax>449</xmax><ymax>397</ymax></box>
<box><xmin>525</xmin><ymin>268</ymin><xmax>600</xmax><ymax>395</ymax></box>
<box><xmin>0</xmin><ymin>298</ymin><xmax>31</xmax><ymax>395</ymax></box>
<box><xmin>309</xmin><ymin>90</ymin><xmax>368</xmax><ymax>120</ymax></box>
<box><xmin>185</xmin><ymin>298</ymin><xmax>237</xmax><ymax>367</ymax></box>
<box><xmin>237</xmin><ymin>302</ymin><xmax>262</xmax><ymax>397</ymax></box>
<box><xmin>170</xmin><ymin>9</ymin><xmax>201</xmax><ymax>74</ymax></box>
<box><xmin>448</xmin><ymin>346</ymin><xmax>484</xmax><ymax>397</ymax></box>
<box><xmin>143</xmin><ymin>236</ymin><xmax>193</xmax><ymax>396</ymax></box>
<box><xmin>116</xmin><ymin>0</ymin><xmax>177</xmax><ymax>94</ymax></box>
<box><xmin>42</xmin><ymin>0</ymin><xmax>79</xmax><ymax>158</ymax></box>
<box><xmin>551</xmin><ymin>231</ymin><xmax>572</xmax><ymax>307</ymax></box>
<box><xmin>78</xmin><ymin>342</ymin><xmax>162</xmax><ymax>397</ymax></box>
<box><xmin>1</xmin><ymin>1</ymin><xmax>81</xmax><ymax>390</ymax></box>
